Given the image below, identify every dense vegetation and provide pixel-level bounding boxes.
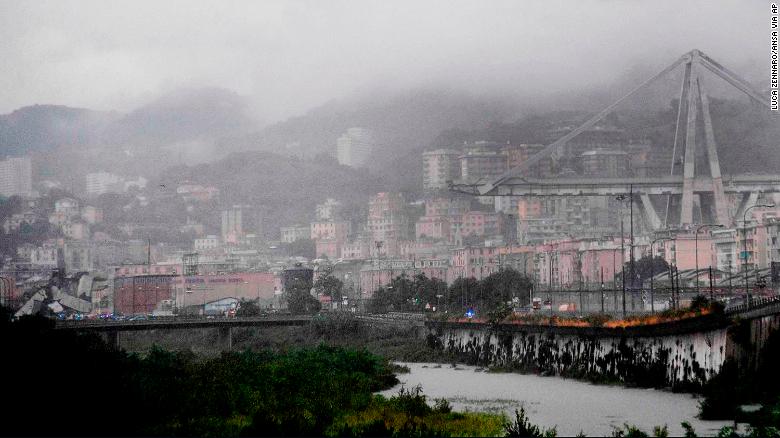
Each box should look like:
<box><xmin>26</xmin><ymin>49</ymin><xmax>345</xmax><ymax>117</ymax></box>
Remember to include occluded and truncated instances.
<box><xmin>369</xmin><ymin>268</ymin><xmax>533</xmax><ymax>316</ymax></box>
<box><xmin>1</xmin><ymin>307</ymin><xmax>500</xmax><ymax>437</ymax></box>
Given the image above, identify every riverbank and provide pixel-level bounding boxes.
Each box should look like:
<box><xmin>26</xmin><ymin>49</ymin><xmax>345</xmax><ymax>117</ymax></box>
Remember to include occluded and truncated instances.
<box><xmin>383</xmin><ymin>362</ymin><xmax>732</xmax><ymax>437</ymax></box>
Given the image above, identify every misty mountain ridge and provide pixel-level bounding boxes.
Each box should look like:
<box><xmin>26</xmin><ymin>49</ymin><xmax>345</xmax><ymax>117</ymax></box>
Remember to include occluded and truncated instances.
<box><xmin>0</xmin><ymin>87</ymin><xmax>261</xmax><ymax>159</ymax></box>
<box><xmin>0</xmin><ymin>104</ymin><xmax>119</xmax><ymax>157</ymax></box>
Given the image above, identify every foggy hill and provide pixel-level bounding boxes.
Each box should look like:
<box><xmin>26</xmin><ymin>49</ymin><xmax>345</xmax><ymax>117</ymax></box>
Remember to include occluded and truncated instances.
<box><xmin>107</xmin><ymin>87</ymin><xmax>258</xmax><ymax>146</ymax></box>
<box><xmin>0</xmin><ymin>105</ymin><xmax>118</xmax><ymax>157</ymax></box>
<box><xmin>157</xmin><ymin>150</ymin><xmax>388</xmax><ymax>237</ymax></box>
<box><xmin>0</xmin><ymin>87</ymin><xmax>260</xmax><ymax>158</ymax></box>
<box><xmin>218</xmin><ymin>88</ymin><xmax>522</xmax><ymax>162</ymax></box>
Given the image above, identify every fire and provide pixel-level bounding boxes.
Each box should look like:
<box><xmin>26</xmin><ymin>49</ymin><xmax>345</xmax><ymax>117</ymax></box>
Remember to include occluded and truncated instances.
<box><xmin>445</xmin><ymin>308</ymin><xmax>712</xmax><ymax>328</ymax></box>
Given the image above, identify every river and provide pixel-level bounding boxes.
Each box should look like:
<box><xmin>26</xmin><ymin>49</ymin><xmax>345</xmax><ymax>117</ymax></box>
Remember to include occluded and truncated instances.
<box><xmin>380</xmin><ymin>362</ymin><xmax>732</xmax><ymax>437</ymax></box>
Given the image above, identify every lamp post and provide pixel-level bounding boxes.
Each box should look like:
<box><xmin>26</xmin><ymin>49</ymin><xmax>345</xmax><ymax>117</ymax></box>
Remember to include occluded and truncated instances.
<box><xmin>695</xmin><ymin>224</ymin><xmax>723</xmax><ymax>296</ymax></box>
<box><xmin>743</xmin><ymin>203</ymin><xmax>775</xmax><ymax>307</ymax></box>
<box><xmin>651</xmin><ymin>236</ymin><xmax>674</xmax><ymax>313</ymax></box>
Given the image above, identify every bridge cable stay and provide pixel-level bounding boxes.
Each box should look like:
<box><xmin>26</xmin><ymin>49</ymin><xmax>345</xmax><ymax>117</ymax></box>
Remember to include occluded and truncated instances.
<box><xmin>663</xmin><ymin>61</ymin><xmax>692</xmax><ymax>228</ymax></box>
<box><xmin>474</xmin><ymin>53</ymin><xmax>689</xmax><ymax>197</ymax></box>
<box><xmin>452</xmin><ymin>49</ymin><xmax>778</xmax><ymax>230</ymax></box>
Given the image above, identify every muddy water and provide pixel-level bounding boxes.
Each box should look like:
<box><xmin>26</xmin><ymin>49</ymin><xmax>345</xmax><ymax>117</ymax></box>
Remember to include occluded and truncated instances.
<box><xmin>380</xmin><ymin>362</ymin><xmax>731</xmax><ymax>437</ymax></box>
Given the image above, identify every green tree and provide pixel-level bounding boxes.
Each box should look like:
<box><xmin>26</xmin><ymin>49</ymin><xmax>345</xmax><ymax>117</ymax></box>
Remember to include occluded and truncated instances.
<box><xmin>623</xmin><ymin>256</ymin><xmax>670</xmax><ymax>289</ymax></box>
<box><xmin>285</xmin><ymin>277</ymin><xmax>321</xmax><ymax>314</ymax></box>
<box><xmin>285</xmin><ymin>238</ymin><xmax>316</xmax><ymax>259</ymax></box>
<box><xmin>235</xmin><ymin>299</ymin><xmax>262</xmax><ymax>317</ymax></box>
<box><xmin>314</xmin><ymin>269</ymin><xmax>344</xmax><ymax>299</ymax></box>
<box><xmin>480</xmin><ymin>268</ymin><xmax>534</xmax><ymax>310</ymax></box>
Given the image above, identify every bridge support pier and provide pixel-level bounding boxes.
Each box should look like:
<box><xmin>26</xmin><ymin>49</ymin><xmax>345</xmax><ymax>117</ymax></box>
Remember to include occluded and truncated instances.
<box><xmin>217</xmin><ymin>326</ymin><xmax>232</xmax><ymax>351</ymax></box>
<box><xmin>638</xmin><ymin>194</ymin><xmax>662</xmax><ymax>230</ymax></box>
<box><xmin>105</xmin><ymin>331</ymin><xmax>121</xmax><ymax>350</ymax></box>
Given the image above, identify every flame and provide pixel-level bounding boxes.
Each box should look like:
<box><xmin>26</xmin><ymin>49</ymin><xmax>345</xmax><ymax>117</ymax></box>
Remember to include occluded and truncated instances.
<box><xmin>445</xmin><ymin>308</ymin><xmax>711</xmax><ymax>328</ymax></box>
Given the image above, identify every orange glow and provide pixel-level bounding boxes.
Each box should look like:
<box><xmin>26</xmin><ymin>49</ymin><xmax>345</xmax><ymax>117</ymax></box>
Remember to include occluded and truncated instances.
<box><xmin>445</xmin><ymin>308</ymin><xmax>712</xmax><ymax>328</ymax></box>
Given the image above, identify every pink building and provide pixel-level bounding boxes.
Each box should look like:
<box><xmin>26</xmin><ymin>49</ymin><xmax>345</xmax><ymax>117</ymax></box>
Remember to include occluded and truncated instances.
<box><xmin>424</xmin><ymin>197</ymin><xmax>470</xmax><ymax>217</ymax></box>
<box><xmin>415</xmin><ymin>216</ymin><xmax>452</xmax><ymax>241</ymax></box>
<box><xmin>316</xmin><ymin>239</ymin><xmax>342</xmax><ymax>259</ymax></box>
<box><xmin>461</xmin><ymin>211</ymin><xmax>502</xmax><ymax>238</ymax></box>
<box><xmin>367</xmin><ymin>192</ymin><xmax>408</xmax><ymax>257</ymax></box>
<box><xmin>310</xmin><ymin>221</ymin><xmax>350</xmax><ymax>241</ymax></box>
<box><xmin>341</xmin><ymin>240</ymin><xmax>370</xmax><ymax>260</ymax></box>
<box><xmin>659</xmin><ymin>234</ymin><xmax>716</xmax><ymax>271</ymax></box>
<box><xmin>449</xmin><ymin>246</ymin><xmax>500</xmax><ymax>280</ymax></box>
<box><xmin>579</xmin><ymin>244</ymin><xmax>624</xmax><ymax>287</ymax></box>
<box><xmin>360</xmin><ymin>260</ymin><xmax>415</xmax><ymax>296</ymax></box>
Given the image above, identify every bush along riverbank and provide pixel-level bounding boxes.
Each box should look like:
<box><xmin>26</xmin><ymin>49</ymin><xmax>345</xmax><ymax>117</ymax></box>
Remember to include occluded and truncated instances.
<box><xmin>1</xmin><ymin>307</ymin><xmax>502</xmax><ymax>437</ymax></box>
<box><xmin>695</xmin><ymin>321</ymin><xmax>780</xmax><ymax>437</ymax></box>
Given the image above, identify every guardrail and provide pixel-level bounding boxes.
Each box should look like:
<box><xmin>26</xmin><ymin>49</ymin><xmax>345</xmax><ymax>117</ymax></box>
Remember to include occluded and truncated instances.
<box><xmin>55</xmin><ymin>315</ymin><xmax>309</xmax><ymax>329</ymax></box>
<box><xmin>724</xmin><ymin>295</ymin><xmax>780</xmax><ymax>315</ymax></box>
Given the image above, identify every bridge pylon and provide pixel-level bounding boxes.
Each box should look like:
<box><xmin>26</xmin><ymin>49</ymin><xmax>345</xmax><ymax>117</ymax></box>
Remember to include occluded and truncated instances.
<box><xmin>458</xmin><ymin>49</ymin><xmax>776</xmax><ymax>230</ymax></box>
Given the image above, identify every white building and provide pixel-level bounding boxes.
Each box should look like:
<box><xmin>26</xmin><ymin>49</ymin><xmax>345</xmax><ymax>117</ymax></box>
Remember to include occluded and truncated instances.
<box><xmin>422</xmin><ymin>149</ymin><xmax>460</xmax><ymax>192</ymax></box>
<box><xmin>280</xmin><ymin>225</ymin><xmax>310</xmax><ymax>243</ymax></box>
<box><xmin>0</xmin><ymin>156</ymin><xmax>33</xmax><ymax>197</ymax></box>
<box><xmin>85</xmin><ymin>171</ymin><xmax>123</xmax><ymax>196</ymax></box>
<box><xmin>194</xmin><ymin>235</ymin><xmax>220</xmax><ymax>251</ymax></box>
<box><xmin>336</xmin><ymin>128</ymin><xmax>375</xmax><ymax>168</ymax></box>
<box><xmin>316</xmin><ymin>198</ymin><xmax>341</xmax><ymax>221</ymax></box>
<box><xmin>54</xmin><ymin>198</ymin><xmax>80</xmax><ymax>218</ymax></box>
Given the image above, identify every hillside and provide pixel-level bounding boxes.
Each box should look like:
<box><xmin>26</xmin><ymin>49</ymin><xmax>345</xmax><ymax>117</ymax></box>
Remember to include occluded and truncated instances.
<box><xmin>0</xmin><ymin>87</ymin><xmax>260</xmax><ymax>159</ymax></box>
<box><xmin>0</xmin><ymin>105</ymin><xmax>118</xmax><ymax>157</ymax></box>
<box><xmin>157</xmin><ymin>150</ymin><xmax>388</xmax><ymax>237</ymax></box>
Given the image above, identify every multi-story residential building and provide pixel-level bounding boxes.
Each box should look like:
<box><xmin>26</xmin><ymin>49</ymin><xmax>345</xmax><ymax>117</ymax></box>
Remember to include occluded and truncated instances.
<box><xmin>63</xmin><ymin>240</ymin><xmax>94</xmax><ymax>272</ymax></box>
<box><xmin>503</xmin><ymin>143</ymin><xmax>545</xmax><ymax>170</ymax></box>
<box><xmin>316</xmin><ymin>198</ymin><xmax>341</xmax><ymax>221</ymax></box>
<box><xmin>315</xmin><ymin>239</ymin><xmax>342</xmax><ymax>259</ymax></box>
<box><xmin>54</xmin><ymin>197</ymin><xmax>80</xmax><ymax>218</ymax></box>
<box><xmin>341</xmin><ymin>239</ymin><xmax>370</xmax><ymax>260</ymax></box>
<box><xmin>461</xmin><ymin>211</ymin><xmax>503</xmax><ymax>238</ymax></box>
<box><xmin>310</xmin><ymin>221</ymin><xmax>351</xmax><ymax>241</ymax></box>
<box><xmin>221</xmin><ymin>205</ymin><xmax>264</xmax><ymax>244</ymax></box>
<box><xmin>359</xmin><ymin>259</ymin><xmax>416</xmax><ymax>296</ymax></box>
<box><xmin>221</xmin><ymin>206</ymin><xmax>244</xmax><ymax>244</ymax></box>
<box><xmin>62</xmin><ymin>221</ymin><xmax>89</xmax><ymax>240</ymax></box>
<box><xmin>336</xmin><ymin>127</ymin><xmax>375</xmax><ymax>168</ymax></box>
<box><xmin>423</xmin><ymin>197</ymin><xmax>470</xmax><ymax>217</ymax></box>
<box><xmin>280</xmin><ymin>225</ymin><xmax>310</xmax><ymax>243</ymax></box>
<box><xmin>422</xmin><ymin>149</ymin><xmax>461</xmax><ymax>191</ymax></box>
<box><xmin>450</xmin><ymin>245</ymin><xmax>500</xmax><ymax>280</ymax></box>
<box><xmin>581</xmin><ymin>149</ymin><xmax>630</xmax><ymax>177</ymax></box>
<box><xmin>80</xmin><ymin>206</ymin><xmax>103</xmax><ymax>224</ymax></box>
<box><xmin>459</xmin><ymin>148</ymin><xmax>507</xmax><ymax>183</ymax></box>
<box><xmin>30</xmin><ymin>241</ymin><xmax>59</xmax><ymax>268</ymax></box>
<box><xmin>712</xmin><ymin>228</ymin><xmax>740</xmax><ymax>274</ymax></box>
<box><xmin>415</xmin><ymin>216</ymin><xmax>452</xmax><ymax>241</ymax></box>
<box><xmin>194</xmin><ymin>235</ymin><xmax>220</xmax><ymax>251</ymax></box>
<box><xmin>176</xmin><ymin>183</ymin><xmax>219</xmax><ymax>202</ymax></box>
<box><xmin>367</xmin><ymin>192</ymin><xmax>408</xmax><ymax>256</ymax></box>
<box><xmin>415</xmin><ymin>197</ymin><xmax>471</xmax><ymax>243</ymax></box>
<box><xmin>0</xmin><ymin>156</ymin><xmax>33</xmax><ymax>197</ymax></box>
<box><xmin>2</xmin><ymin>211</ymin><xmax>40</xmax><ymax>233</ymax></box>
<box><xmin>85</xmin><ymin>171</ymin><xmax>124</xmax><ymax>196</ymax></box>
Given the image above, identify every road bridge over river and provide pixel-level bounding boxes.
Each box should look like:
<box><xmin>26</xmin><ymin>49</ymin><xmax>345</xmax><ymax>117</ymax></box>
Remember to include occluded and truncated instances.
<box><xmin>54</xmin><ymin>312</ymin><xmax>426</xmax><ymax>350</ymax></box>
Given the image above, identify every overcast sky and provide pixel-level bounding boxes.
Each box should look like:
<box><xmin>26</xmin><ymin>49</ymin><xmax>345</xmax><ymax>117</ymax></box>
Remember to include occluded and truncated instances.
<box><xmin>0</xmin><ymin>0</ymin><xmax>769</xmax><ymax>121</ymax></box>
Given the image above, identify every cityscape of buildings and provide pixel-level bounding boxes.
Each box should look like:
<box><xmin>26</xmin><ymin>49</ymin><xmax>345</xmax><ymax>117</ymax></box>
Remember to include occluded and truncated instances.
<box><xmin>3</xmin><ymin>123</ymin><xmax>780</xmax><ymax>317</ymax></box>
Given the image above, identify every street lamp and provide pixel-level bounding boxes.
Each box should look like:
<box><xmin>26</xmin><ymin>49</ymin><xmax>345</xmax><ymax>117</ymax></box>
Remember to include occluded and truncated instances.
<box><xmin>650</xmin><ymin>236</ymin><xmax>674</xmax><ymax>313</ymax></box>
<box><xmin>743</xmin><ymin>203</ymin><xmax>775</xmax><ymax>307</ymax></box>
<box><xmin>695</xmin><ymin>224</ymin><xmax>723</xmax><ymax>297</ymax></box>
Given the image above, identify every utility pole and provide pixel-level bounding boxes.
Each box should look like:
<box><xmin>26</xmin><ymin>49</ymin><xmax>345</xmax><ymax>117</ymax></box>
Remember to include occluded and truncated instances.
<box><xmin>629</xmin><ymin>184</ymin><xmax>635</xmax><ymax>293</ymax></box>
<box><xmin>600</xmin><ymin>267</ymin><xmax>605</xmax><ymax>313</ymax></box>
<box><xmin>548</xmin><ymin>252</ymin><xmax>553</xmax><ymax>319</ymax></box>
<box><xmin>621</xmin><ymin>215</ymin><xmax>626</xmax><ymax>318</ymax></box>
